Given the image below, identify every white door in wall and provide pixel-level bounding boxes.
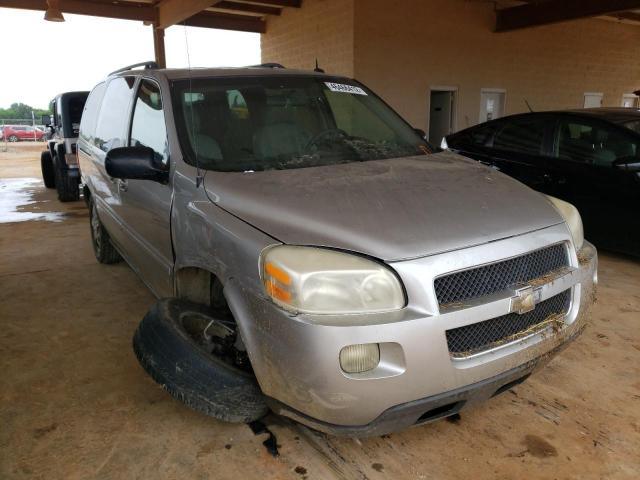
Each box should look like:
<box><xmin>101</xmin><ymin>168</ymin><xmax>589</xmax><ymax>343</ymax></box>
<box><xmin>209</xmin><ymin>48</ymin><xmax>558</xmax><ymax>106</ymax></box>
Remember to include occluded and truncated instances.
<box><xmin>428</xmin><ymin>90</ymin><xmax>456</xmax><ymax>145</ymax></box>
<box><xmin>584</xmin><ymin>92</ymin><xmax>603</xmax><ymax>108</ymax></box>
<box><xmin>622</xmin><ymin>94</ymin><xmax>638</xmax><ymax>108</ymax></box>
<box><xmin>479</xmin><ymin>89</ymin><xmax>505</xmax><ymax>123</ymax></box>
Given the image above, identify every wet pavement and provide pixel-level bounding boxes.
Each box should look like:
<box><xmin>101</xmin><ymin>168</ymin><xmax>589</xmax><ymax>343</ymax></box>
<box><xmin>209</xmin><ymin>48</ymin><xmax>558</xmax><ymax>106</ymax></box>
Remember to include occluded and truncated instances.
<box><xmin>1</xmin><ymin>144</ymin><xmax>639</xmax><ymax>479</ymax></box>
<box><xmin>0</xmin><ymin>177</ymin><xmax>66</xmax><ymax>223</ymax></box>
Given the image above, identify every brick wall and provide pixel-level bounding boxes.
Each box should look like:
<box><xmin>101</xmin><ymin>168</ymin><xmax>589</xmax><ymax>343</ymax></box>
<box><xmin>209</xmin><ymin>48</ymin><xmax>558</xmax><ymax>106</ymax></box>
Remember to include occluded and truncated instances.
<box><xmin>261</xmin><ymin>0</ymin><xmax>355</xmax><ymax>76</ymax></box>
<box><xmin>262</xmin><ymin>0</ymin><xmax>640</xmax><ymax>133</ymax></box>
<box><xmin>354</xmin><ymin>0</ymin><xmax>640</xmax><ymax>132</ymax></box>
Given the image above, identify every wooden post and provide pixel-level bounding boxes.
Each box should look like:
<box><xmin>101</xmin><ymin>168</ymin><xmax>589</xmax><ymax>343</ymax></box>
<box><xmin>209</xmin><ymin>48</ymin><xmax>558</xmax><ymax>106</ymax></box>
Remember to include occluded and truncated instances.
<box><xmin>153</xmin><ymin>26</ymin><xmax>166</xmax><ymax>68</ymax></box>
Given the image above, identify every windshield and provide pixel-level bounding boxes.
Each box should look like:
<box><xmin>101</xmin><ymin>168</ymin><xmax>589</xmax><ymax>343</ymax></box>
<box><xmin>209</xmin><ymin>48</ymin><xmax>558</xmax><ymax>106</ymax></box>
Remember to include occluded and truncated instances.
<box><xmin>171</xmin><ymin>76</ymin><xmax>432</xmax><ymax>172</ymax></box>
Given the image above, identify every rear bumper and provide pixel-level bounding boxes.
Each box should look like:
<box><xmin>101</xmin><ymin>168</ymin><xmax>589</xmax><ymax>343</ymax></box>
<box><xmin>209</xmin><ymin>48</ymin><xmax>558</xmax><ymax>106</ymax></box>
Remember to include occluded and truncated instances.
<box><xmin>266</xmin><ymin>328</ymin><xmax>581</xmax><ymax>437</ymax></box>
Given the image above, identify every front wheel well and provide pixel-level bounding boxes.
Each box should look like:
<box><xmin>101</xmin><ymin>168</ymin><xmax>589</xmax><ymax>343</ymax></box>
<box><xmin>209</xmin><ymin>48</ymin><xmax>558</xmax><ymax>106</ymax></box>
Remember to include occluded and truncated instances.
<box><xmin>175</xmin><ymin>267</ymin><xmax>226</xmax><ymax>309</ymax></box>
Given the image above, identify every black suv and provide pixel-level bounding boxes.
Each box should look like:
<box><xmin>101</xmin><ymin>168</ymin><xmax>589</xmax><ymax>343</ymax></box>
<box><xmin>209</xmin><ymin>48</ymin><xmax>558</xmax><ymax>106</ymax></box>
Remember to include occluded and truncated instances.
<box><xmin>41</xmin><ymin>91</ymin><xmax>89</xmax><ymax>201</ymax></box>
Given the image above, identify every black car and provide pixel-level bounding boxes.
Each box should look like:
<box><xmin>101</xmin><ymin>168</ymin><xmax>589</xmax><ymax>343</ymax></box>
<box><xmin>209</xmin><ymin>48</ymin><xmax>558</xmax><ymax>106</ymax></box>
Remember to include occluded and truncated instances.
<box><xmin>445</xmin><ymin>108</ymin><xmax>640</xmax><ymax>257</ymax></box>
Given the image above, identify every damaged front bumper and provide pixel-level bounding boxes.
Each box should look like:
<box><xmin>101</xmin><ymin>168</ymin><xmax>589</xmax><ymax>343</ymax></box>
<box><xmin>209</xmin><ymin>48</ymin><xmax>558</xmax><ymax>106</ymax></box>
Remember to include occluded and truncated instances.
<box><xmin>265</xmin><ymin>330</ymin><xmax>581</xmax><ymax>437</ymax></box>
<box><xmin>227</xmin><ymin>226</ymin><xmax>597</xmax><ymax>436</ymax></box>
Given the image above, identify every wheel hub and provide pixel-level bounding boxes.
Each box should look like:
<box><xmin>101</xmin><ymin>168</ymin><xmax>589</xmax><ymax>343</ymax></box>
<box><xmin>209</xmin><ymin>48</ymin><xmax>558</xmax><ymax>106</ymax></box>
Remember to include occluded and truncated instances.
<box><xmin>180</xmin><ymin>310</ymin><xmax>252</xmax><ymax>372</ymax></box>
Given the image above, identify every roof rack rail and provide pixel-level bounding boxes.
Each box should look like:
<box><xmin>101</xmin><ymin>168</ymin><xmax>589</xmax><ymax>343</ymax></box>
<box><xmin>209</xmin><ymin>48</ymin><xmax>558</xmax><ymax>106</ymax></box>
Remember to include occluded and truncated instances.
<box><xmin>109</xmin><ymin>61</ymin><xmax>159</xmax><ymax>77</ymax></box>
<box><xmin>248</xmin><ymin>63</ymin><xmax>285</xmax><ymax>69</ymax></box>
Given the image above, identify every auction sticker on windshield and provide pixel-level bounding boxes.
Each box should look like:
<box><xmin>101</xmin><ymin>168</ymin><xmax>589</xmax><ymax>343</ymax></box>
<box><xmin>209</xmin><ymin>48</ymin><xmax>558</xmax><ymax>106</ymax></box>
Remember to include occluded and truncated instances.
<box><xmin>325</xmin><ymin>82</ymin><xmax>367</xmax><ymax>95</ymax></box>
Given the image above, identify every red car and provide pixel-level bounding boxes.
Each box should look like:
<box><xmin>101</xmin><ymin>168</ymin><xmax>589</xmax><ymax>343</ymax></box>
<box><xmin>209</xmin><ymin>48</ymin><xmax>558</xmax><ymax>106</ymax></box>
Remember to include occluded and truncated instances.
<box><xmin>2</xmin><ymin>125</ymin><xmax>46</xmax><ymax>142</ymax></box>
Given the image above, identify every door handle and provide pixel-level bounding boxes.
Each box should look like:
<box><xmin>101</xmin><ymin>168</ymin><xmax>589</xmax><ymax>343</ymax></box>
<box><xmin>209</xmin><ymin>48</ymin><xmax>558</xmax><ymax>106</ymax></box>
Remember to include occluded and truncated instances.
<box><xmin>117</xmin><ymin>179</ymin><xmax>128</xmax><ymax>192</ymax></box>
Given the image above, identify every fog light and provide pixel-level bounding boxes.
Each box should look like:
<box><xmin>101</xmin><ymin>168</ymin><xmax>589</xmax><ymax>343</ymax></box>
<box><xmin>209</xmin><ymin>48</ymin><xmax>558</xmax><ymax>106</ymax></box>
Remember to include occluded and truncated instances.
<box><xmin>339</xmin><ymin>343</ymin><xmax>380</xmax><ymax>373</ymax></box>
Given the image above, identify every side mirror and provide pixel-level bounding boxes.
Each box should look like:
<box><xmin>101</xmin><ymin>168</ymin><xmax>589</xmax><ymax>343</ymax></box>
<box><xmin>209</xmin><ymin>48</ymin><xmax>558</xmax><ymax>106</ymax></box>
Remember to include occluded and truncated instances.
<box><xmin>414</xmin><ymin>128</ymin><xmax>427</xmax><ymax>139</ymax></box>
<box><xmin>41</xmin><ymin>114</ymin><xmax>51</xmax><ymax>126</ymax></box>
<box><xmin>105</xmin><ymin>146</ymin><xmax>168</xmax><ymax>183</ymax></box>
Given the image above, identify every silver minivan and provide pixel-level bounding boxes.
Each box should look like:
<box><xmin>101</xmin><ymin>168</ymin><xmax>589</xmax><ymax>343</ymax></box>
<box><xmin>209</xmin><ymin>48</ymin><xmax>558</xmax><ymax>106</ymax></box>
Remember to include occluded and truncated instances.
<box><xmin>79</xmin><ymin>62</ymin><xmax>597</xmax><ymax>436</ymax></box>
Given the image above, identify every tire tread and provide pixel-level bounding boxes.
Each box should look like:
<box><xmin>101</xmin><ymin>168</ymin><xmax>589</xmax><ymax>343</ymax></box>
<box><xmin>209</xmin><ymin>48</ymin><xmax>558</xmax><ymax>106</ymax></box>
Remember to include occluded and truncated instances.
<box><xmin>133</xmin><ymin>299</ymin><xmax>269</xmax><ymax>423</ymax></box>
<box><xmin>54</xmin><ymin>154</ymin><xmax>80</xmax><ymax>202</ymax></box>
<box><xmin>40</xmin><ymin>151</ymin><xmax>55</xmax><ymax>189</ymax></box>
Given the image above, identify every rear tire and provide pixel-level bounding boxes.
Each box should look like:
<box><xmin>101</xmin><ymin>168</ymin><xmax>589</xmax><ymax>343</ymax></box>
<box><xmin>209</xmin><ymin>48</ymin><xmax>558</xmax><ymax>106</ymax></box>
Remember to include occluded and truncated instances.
<box><xmin>40</xmin><ymin>151</ymin><xmax>55</xmax><ymax>189</ymax></box>
<box><xmin>133</xmin><ymin>299</ymin><xmax>269</xmax><ymax>423</ymax></box>
<box><xmin>54</xmin><ymin>155</ymin><xmax>80</xmax><ymax>202</ymax></box>
<box><xmin>89</xmin><ymin>200</ymin><xmax>121</xmax><ymax>264</ymax></box>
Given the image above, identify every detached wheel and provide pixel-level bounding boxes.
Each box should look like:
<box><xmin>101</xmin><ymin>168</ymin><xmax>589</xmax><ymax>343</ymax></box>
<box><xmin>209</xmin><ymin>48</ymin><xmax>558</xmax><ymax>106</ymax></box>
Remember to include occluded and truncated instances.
<box><xmin>54</xmin><ymin>155</ymin><xmax>80</xmax><ymax>202</ymax></box>
<box><xmin>89</xmin><ymin>200</ymin><xmax>121</xmax><ymax>264</ymax></box>
<box><xmin>40</xmin><ymin>151</ymin><xmax>55</xmax><ymax>188</ymax></box>
<box><xmin>133</xmin><ymin>298</ymin><xmax>269</xmax><ymax>423</ymax></box>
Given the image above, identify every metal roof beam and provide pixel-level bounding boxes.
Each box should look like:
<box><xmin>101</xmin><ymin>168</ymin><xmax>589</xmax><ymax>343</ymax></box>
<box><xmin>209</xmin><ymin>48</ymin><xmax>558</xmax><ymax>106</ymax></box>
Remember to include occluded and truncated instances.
<box><xmin>233</xmin><ymin>0</ymin><xmax>300</xmax><ymax>7</ymax></box>
<box><xmin>183</xmin><ymin>10</ymin><xmax>266</xmax><ymax>32</ymax></box>
<box><xmin>157</xmin><ymin>0</ymin><xmax>218</xmax><ymax>29</ymax></box>
<box><xmin>213</xmin><ymin>0</ymin><xmax>281</xmax><ymax>15</ymax></box>
<box><xmin>0</xmin><ymin>0</ymin><xmax>154</xmax><ymax>22</ymax></box>
<box><xmin>496</xmin><ymin>0</ymin><xmax>640</xmax><ymax>32</ymax></box>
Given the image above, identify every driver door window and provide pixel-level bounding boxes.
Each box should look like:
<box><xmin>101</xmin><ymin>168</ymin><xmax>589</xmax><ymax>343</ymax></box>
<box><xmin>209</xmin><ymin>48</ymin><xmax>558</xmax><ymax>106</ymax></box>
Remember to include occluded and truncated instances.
<box><xmin>556</xmin><ymin>119</ymin><xmax>638</xmax><ymax>167</ymax></box>
<box><xmin>130</xmin><ymin>79</ymin><xmax>168</xmax><ymax>165</ymax></box>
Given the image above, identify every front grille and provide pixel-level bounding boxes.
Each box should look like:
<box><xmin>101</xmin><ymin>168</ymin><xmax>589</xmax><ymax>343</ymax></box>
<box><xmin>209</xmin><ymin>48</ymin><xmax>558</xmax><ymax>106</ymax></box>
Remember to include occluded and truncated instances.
<box><xmin>435</xmin><ymin>244</ymin><xmax>568</xmax><ymax>307</ymax></box>
<box><xmin>445</xmin><ymin>289</ymin><xmax>571</xmax><ymax>357</ymax></box>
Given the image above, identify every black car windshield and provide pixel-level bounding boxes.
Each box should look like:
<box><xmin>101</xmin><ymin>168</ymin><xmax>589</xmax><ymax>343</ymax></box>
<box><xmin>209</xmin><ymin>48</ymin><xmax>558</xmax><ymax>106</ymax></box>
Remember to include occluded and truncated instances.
<box><xmin>171</xmin><ymin>76</ymin><xmax>431</xmax><ymax>172</ymax></box>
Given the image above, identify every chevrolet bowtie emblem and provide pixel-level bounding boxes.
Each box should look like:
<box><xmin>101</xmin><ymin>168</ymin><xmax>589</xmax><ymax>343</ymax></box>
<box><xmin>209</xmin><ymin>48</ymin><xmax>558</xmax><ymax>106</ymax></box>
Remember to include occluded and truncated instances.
<box><xmin>510</xmin><ymin>285</ymin><xmax>543</xmax><ymax>314</ymax></box>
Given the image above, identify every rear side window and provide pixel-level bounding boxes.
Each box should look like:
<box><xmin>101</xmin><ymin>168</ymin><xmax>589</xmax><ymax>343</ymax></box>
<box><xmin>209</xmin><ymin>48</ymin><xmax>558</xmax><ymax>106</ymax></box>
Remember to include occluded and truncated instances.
<box><xmin>80</xmin><ymin>83</ymin><xmax>106</xmax><ymax>144</ymax></box>
<box><xmin>94</xmin><ymin>77</ymin><xmax>136</xmax><ymax>152</ymax></box>
<box><xmin>130</xmin><ymin>79</ymin><xmax>168</xmax><ymax>165</ymax></box>
<box><xmin>493</xmin><ymin>117</ymin><xmax>546</xmax><ymax>155</ymax></box>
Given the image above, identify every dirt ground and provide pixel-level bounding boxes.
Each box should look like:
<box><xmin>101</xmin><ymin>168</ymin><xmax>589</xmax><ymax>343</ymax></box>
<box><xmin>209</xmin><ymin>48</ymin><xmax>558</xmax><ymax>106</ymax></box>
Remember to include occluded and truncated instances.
<box><xmin>1</xmin><ymin>143</ymin><xmax>639</xmax><ymax>480</ymax></box>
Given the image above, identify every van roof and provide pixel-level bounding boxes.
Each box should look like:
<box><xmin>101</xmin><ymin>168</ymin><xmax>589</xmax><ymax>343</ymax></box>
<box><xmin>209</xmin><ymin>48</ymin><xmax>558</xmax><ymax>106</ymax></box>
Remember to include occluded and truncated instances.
<box><xmin>112</xmin><ymin>66</ymin><xmax>341</xmax><ymax>81</ymax></box>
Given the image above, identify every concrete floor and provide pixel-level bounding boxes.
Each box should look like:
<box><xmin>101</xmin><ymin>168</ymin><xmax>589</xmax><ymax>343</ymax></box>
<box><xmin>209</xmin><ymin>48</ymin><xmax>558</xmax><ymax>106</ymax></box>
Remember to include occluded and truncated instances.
<box><xmin>1</xmin><ymin>143</ymin><xmax>639</xmax><ymax>480</ymax></box>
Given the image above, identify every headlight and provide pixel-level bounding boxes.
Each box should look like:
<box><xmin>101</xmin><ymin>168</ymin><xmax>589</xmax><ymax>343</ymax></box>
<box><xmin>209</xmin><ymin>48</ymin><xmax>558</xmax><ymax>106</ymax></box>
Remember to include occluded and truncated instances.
<box><xmin>545</xmin><ymin>195</ymin><xmax>584</xmax><ymax>250</ymax></box>
<box><xmin>260</xmin><ymin>246</ymin><xmax>405</xmax><ymax>314</ymax></box>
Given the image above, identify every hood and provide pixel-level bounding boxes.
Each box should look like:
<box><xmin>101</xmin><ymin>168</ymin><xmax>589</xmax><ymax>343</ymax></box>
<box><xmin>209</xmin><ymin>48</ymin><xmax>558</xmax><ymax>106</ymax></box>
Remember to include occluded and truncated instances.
<box><xmin>203</xmin><ymin>152</ymin><xmax>564</xmax><ymax>261</ymax></box>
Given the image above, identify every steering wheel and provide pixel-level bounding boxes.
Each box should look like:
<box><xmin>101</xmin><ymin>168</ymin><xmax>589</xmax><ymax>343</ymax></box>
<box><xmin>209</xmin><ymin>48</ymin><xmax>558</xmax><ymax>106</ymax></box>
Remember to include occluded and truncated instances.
<box><xmin>303</xmin><ymin>128</ymin><xmax>350</xmax><ymax>152</ymax></box>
